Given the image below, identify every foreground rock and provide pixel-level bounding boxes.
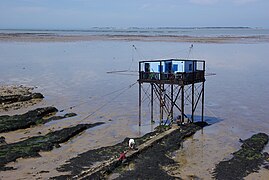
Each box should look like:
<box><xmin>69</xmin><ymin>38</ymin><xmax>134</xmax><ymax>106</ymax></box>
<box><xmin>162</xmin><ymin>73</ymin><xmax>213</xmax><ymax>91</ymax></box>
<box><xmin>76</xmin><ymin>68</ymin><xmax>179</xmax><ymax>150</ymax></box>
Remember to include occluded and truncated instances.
<box><xmin>0</xmin><ymin>85</ymin><xmax>44</xmax><ymax>111</ymax></box>
<box><xmin>0</xmin><ymin>107</ymin><xmax>77</xmax><ymax>133</ymax></box>
<box><xmin>54</xmin><ymin>122</ymin><xmax>208</xmax><ymax>179</ymax></box>
<box><xmin>213</xmin><ymin>133</ymin><xmax>269</xmax><ymax>180</ymax></box>
<box><xmin>0</xmin><ymin>123</ymin><xmax>104</xmax><ymax>171</ymax></box>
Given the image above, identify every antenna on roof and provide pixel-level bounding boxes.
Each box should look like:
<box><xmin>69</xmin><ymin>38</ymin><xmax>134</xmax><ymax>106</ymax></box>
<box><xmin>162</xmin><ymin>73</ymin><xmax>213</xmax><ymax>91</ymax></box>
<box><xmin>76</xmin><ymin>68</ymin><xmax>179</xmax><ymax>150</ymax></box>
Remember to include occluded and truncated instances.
<box><xmin>187</xmin><ymin>44</ymin><xmax>193</xmax><ymax>59</ymax></box>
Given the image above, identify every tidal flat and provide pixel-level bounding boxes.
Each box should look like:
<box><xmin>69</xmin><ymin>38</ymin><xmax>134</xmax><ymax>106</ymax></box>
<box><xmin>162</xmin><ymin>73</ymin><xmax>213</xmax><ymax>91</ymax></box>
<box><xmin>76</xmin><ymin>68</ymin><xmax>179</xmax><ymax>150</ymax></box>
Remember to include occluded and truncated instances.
<box><xmin>0</xmin><ymin>34</ymin><xmax>269</xmax><ymax>179</ymax></box>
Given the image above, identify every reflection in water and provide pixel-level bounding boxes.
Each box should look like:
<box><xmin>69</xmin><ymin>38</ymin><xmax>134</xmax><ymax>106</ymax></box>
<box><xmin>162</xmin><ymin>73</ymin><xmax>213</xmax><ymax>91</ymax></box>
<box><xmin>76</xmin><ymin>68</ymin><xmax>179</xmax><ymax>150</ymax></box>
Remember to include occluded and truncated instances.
<box><xmin>0</xmin><ymin>41</ymin><xmax>269</xmax><ymax>179</ymax></box>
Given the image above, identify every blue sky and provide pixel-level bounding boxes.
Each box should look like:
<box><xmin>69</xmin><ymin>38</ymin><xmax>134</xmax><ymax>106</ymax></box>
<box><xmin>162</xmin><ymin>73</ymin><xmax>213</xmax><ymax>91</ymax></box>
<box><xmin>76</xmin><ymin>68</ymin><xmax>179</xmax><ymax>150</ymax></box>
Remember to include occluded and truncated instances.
<box><xmin>0</xmin><ymin>0</ymin><xmax>268</xmax><ymax>29</ymax></box>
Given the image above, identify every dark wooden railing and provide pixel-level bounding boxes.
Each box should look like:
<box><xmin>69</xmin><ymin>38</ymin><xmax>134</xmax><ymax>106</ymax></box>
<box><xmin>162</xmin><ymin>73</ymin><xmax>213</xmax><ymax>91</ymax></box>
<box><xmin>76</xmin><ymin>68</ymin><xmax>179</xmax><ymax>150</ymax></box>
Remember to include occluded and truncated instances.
<box><xmin>139</xmin><ymin>70</ymin><xmax>205</xmax><ymax>85</ymax></box>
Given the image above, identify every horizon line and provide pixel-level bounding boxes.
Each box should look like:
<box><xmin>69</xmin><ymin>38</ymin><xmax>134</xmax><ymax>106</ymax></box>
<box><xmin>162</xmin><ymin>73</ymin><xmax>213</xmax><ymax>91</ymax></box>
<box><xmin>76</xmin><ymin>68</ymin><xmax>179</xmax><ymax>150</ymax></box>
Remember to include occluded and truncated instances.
<box><xmin>1</xmin><ymin>26</ymin><xmax>268</xmax><ymax>31</ymax></box>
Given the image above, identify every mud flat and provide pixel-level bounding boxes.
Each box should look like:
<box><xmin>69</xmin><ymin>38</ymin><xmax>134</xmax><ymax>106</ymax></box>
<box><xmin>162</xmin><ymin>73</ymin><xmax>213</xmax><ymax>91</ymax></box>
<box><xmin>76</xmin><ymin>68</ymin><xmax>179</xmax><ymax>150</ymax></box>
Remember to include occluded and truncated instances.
<box><xmin>213</xmin><ymin>133</ymin><xmax>269</xmax><ymax>180</ymax></box>
<box><xmin>0</xmin><ymin>85</ymin><xmax>44</xmax><ymax>112</ymax></box>
<box><xmin>0</xmin><ymin>123</ymin><xmax>104</xmax><ymax>171</ymax></box>
<box><xmin>0</xmin><ymin>107</ymin><xmax>77</xmax><ymax>133</ymax></box>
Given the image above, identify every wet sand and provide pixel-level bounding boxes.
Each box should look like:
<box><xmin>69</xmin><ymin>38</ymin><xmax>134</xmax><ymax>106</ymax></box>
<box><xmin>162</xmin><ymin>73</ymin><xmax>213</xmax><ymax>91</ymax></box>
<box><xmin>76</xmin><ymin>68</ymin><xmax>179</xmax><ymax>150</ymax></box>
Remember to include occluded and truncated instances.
<box><xmin>0</xmin><ymin>33</ymin><xmax>269</xmax><ymax>43</ymax></box>
<box><xmin>0</xmin><ymin>35</ymin><xmax>269</xmax><ymax>179</ymax></box>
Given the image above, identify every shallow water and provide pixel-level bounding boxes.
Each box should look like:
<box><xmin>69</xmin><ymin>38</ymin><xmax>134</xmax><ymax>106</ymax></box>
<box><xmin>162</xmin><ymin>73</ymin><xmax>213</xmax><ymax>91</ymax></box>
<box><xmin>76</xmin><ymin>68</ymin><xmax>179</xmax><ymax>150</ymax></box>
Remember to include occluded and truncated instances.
<box><xmin>0</xmin><ymin>40</ymin><xmax>269</xmax><ymax>179</ymax></box>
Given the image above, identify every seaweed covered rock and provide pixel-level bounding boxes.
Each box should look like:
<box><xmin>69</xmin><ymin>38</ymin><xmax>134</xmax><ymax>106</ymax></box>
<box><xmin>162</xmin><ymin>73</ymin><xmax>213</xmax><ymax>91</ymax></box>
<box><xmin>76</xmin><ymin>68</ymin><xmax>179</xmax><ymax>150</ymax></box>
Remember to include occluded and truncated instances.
<box><xmin>0</xmin><ymin>85</ymin><xmax>44</xmax><ymax>111</ymax></box>
<box><xmin>0</xmin><ymin>93</ymin><xmax>44</xmax><ymax>104</ymax></box>
<box><xmin>0</xmin><ymin>107</ymin><xmax>77</xmax><ymax>133</ymax></box>
<box><xmin>213</xmin><ymin>133</ymin><xmax>269</xmax><ymax>180</ymax></box>
<box><xmin>45</xmin><ymin>113</ymin><xmax>77</xmax><ymax>122</ymax></box>
<box><xmin>0</xmin><ymin>123</ymin><xmax>104</xmax><ymax>171</ymax></box>
<box><xmin>0</xmin><ymin>136</ymin><xmax>7</xmax><ymax>146</ymax></box>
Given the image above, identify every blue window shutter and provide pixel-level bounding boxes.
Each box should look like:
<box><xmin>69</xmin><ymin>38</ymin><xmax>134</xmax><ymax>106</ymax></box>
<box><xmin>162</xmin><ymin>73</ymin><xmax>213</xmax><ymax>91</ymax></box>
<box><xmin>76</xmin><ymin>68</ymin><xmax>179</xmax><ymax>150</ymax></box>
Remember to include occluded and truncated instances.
<box><xmin>158</xmin><ymin>65</ymin><xmax>163</xmax><ymax>72</ymax></box>
<box><xmin>173</xmin><ymin>64</ymin><xmax>178</xmax><ymax>71</ymax></box>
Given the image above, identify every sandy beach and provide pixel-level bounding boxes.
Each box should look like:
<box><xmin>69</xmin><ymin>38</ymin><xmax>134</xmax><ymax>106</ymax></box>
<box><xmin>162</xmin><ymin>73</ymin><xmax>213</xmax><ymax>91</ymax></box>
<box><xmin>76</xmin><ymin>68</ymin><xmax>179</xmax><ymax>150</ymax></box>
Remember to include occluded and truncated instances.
<box><xmin>0</xmin><ymin>32</ymin><xmax>269</xmax><ymax>179</ymax></box>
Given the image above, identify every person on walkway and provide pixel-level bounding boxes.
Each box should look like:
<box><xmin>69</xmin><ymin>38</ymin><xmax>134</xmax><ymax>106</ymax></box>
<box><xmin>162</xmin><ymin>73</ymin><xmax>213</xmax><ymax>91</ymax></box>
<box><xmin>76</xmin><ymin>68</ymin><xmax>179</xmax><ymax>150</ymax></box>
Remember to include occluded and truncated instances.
<box><xmin>118</xmin><ymin>151</ymin><xmax>126</xmax><ymax>162</ymax></box>
<box><xmin>117</xmin><ymin>150</ymin><xmax>127</xmax><ymax>165</ymax></box>
<box><xmin>129</xmin><ymin>138</ymin><xmax>135</xmax><ymax>150</ymax></box>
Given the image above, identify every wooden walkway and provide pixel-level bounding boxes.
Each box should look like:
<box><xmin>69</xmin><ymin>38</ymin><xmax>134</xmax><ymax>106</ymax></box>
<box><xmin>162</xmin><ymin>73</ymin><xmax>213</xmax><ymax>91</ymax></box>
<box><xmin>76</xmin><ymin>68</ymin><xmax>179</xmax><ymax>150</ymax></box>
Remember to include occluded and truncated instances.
<box><xmin>74</xmin><ymin>126</ymin><xmax>179</xmax><ymax>179</ymax></box>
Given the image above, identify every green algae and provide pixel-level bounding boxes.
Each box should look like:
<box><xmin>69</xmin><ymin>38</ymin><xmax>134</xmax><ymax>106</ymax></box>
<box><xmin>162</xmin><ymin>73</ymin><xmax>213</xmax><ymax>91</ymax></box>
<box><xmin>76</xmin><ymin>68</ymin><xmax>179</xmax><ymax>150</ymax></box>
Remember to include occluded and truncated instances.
<box><xmin>213</xmin><ymin>133</ymin><xmax>269</xmax><ymax>180</ymax></box>
<box><xmin>0</xmin><ymin>123</ymin><xmax>104</xmax><ymax>171</ymax></box>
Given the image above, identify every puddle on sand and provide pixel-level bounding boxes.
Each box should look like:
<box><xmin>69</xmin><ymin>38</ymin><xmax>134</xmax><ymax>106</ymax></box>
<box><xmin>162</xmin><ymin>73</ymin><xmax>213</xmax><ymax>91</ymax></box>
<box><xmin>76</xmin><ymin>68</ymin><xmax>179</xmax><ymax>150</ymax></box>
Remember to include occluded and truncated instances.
<box><xmin>245</xmin><ymin>168</ymin><xmax>269</xmax><ymax>180</ymax></box>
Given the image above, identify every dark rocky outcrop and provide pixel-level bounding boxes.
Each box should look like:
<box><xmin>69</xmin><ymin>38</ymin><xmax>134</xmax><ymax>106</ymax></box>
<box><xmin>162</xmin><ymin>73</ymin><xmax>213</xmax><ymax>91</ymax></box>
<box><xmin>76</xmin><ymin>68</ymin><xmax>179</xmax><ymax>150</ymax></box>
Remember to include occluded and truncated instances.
<box><xmin>213</xmin><ymin>133</ymin><xmax>269</xmax><ymax>180</ymax></box>
<box><xmin>0</xmin><ymin>123</ymin><xmax>104</xmax><ymax>171</ymax></box>
<box><xmin>45</xmin><ymin>113</ymin><xmax>77</xmax><ymax>121</ymax></box>
<box><xmin>0</xmin><ymin>107</ymin><xmax>77</xmax><ymax>133</ymax></box>
<box><xmin>0</xmin><ymin>85</ymin><xmax>45</xmax><ymax>111</ymax></box>
<box><xmin>0</xmin><ymin>93</ymin><xmax>44</xmax><ymax>104</ymax></box>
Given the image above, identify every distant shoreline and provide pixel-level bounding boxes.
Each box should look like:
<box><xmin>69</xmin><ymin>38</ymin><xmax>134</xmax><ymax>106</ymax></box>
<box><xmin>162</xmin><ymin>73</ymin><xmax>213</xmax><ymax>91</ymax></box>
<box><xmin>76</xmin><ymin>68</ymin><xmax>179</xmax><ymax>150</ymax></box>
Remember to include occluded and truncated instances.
<box><xmin>0</xmin><ymin>27</ymin><xmax>255</xmax><ymax>31</ymax></box>
<box><xmin>0</xmin><ymin>33</ymin><xmax>269</xmax><ymax>43</ymax></box>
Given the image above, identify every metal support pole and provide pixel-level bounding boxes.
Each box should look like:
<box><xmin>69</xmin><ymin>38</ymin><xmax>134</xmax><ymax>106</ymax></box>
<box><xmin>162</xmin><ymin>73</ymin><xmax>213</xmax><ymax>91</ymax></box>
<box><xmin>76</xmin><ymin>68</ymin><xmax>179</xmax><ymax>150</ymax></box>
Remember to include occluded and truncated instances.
<box><xmin>171</xmin><ymin>84</ymin><xmax>174</xmax><ymax>120</ymax></box>
<box><xmin>192</xmin><ymin>83</ymin><xmax>195</xmax><ymax>123</ymax></box>
<box><xmin>202</xmin><ymin>81</ymin><xmax>205</xmax><ymax>122</ymax></box>
<box><xmin>202</xmin><ymin>61</ymin><xmax>206</xmax><ymax>122</ymax></box>
<box><xmin>162</xmin><ymin>84</ymin><xmax>165</xmax><ymax>119</ymax></box>
<box><xmin>191</xmin><ymin>60</ymin><xmax>195</xmax><ymax>123</ymax></box>
<box><xmin>138</xmin><ymin>61</ymin><xmax>142</xmax><ymax>126</ymax></box>
<box><xmin>159</xmin><ymin>84</ymin><xmax>162</xmax><ymax>124</ymax></box>
<box><xmin>160</xmin><ymin>84</ymin><xmax>164</xmax><ymax>124</ymax></box>
<box><xmin>139</xmin><ymin>82</ymin><xmax>142</xmax><ymax>126</ymax></box>
<box><xmin>181</xmin><ymin>86</ymin><xmax>184</xmax><ymax>122</ymax></box>
<box><xmin>151</xmin><ymin>83</ymin><xmax>154</xmax><ymax>123</ymax></box>
<box><xmin>159</xmin><ymin>61</ymin><xmax>163</xmax><ymax>125</ymax></box>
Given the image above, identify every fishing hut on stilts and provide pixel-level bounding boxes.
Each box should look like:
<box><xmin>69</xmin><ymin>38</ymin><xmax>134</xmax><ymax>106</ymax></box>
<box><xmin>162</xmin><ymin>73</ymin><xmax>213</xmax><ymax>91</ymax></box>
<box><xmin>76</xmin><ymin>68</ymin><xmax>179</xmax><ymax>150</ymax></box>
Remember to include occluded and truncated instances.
<box><xmin>138</xmin><ymin>59</ymin><xmax>205</xmax><ymax>126</ymax></box>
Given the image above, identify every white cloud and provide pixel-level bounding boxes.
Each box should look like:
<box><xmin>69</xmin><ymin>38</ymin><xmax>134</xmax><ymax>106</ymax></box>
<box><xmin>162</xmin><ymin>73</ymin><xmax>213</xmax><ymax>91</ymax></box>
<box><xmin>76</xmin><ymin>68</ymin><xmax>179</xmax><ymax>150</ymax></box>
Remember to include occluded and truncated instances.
<box><xmin>13</xmin><ymin>6</ymin><xmax>47</xmax><ymax>14</ymax></box>
<box><xmin>189</xmin><ymin>0</ymin><xmax>219</xmax><ymax>5</ymax></box>
<box><xmin>140</xmin><ymin>3</ymin><xmax>151</xmax><ymax>10</ymax></box>
<box><xmin>139</xmin><ymin>3</ymin><xmax>176</xmax><ymax>11</ymax></box>
<box><xmin>232</xmin><ymin>0</ymin><xmax>259</xmax><ymax>5</ymax></box>
<box><xmin>189</xmin><ymin>0</ymin><xmax>259</xmax><ymax>5</ymax></box>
